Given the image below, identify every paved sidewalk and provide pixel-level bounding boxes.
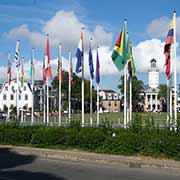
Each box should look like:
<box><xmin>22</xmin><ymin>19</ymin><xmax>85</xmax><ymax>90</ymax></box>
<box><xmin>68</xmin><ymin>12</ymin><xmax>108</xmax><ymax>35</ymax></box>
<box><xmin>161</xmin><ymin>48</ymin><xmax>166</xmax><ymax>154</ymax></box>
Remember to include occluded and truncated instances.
<box><xmin>0</xmin><ymin>145</ymin><xmax>180</xmax><ymax>171</ymax></box>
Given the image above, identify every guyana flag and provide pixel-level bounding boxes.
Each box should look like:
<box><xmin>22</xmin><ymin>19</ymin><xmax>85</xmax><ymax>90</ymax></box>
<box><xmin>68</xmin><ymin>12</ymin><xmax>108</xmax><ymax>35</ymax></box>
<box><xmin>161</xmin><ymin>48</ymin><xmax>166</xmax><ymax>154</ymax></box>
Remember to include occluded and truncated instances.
<box><xmin>127</xmin><ymin>37</ymin><xmax>136</xmax><ymax>77</ymax></box>
<box><xmin>111</xmin><ymin>22</ymin><xmax>127</xmax><ymax>72</ymax></box>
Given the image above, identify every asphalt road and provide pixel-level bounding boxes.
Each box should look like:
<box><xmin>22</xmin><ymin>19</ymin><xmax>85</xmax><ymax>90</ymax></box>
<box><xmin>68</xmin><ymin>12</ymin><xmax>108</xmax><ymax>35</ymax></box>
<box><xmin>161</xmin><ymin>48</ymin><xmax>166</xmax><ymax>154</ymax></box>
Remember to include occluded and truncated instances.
<box><xmin>0</xmin><ymin>147</ymin><xmax>180</xmax><ymax>180</ymax></box>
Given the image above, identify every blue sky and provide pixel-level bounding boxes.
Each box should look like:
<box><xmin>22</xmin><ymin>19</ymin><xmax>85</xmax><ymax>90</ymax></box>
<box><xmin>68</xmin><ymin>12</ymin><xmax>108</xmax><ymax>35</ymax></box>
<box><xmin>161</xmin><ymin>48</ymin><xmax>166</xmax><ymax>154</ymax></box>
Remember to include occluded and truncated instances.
<box><xmin>0</xmin><ymin>0</ymin><xmax>180</xmax><ymax>92</ymax></box>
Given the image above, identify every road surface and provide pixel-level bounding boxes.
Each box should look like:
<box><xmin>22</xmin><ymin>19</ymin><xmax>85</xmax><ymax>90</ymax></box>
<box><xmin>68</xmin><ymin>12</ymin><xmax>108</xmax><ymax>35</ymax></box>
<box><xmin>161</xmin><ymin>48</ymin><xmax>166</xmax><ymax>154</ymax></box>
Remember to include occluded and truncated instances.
<box><xmin>0</xmin><ymin>147</ymin><xmax>179</xmax><ymax>180</ymax></box>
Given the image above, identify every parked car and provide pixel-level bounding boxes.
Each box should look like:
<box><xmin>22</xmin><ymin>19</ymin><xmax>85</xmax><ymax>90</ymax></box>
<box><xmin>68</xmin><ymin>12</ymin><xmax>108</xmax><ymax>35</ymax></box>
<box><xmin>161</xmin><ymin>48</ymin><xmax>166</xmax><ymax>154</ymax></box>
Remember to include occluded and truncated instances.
<box><xmin>0</xmin><ymin>112</ymin><xmax>6</xmax><ymax>120</ymax></box>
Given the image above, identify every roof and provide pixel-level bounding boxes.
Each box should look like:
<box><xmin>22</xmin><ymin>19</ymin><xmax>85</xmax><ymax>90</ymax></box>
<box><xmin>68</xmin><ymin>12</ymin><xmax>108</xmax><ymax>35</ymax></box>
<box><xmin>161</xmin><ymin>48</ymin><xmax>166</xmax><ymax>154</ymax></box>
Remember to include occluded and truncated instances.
<box><xmin>150</xmin><ymin>58</ymin><xmax>156</xmax><ymax>63</ymax></box>
<box><xmin>99</xmin><ymin>89</ymin><xmax>117</xmax><ymax>94</ymax></box>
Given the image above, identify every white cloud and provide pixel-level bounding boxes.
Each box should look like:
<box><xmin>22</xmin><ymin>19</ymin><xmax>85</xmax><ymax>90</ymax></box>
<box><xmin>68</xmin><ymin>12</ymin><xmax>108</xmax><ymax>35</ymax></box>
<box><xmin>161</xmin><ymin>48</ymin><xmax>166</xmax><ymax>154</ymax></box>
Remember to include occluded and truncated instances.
<box><xmin>147</xmin><ymin>16</ymin><xmax>180</xmax><ymax>38</ymax></box>
<box><xmin>133</xmin><ymin>38</ymin><xmax>180</xmax><ymax>73</ymax></box>
<box><xmin>6</xmin><ymin>11</ymin><xmax>113</xmax><ymax>50</ymax></box>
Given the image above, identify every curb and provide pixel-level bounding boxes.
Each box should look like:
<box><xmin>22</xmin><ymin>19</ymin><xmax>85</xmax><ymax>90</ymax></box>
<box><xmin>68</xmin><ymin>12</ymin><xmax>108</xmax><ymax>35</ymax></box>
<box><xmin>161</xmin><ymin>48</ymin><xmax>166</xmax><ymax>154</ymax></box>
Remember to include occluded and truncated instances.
<box><xmin>1</xmin><ymin>145</ymin><xmax>180</xmax><ymax>171</ymax></box>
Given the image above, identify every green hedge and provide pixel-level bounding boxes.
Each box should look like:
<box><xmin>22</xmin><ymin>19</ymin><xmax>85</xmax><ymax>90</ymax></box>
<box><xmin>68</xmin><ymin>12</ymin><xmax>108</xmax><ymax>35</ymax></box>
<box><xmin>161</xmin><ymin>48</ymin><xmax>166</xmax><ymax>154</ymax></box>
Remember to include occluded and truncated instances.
<box><xmin>0</xmin><ymin>123</ymin><xmax>180</xmax><ymax>160</ymax></box>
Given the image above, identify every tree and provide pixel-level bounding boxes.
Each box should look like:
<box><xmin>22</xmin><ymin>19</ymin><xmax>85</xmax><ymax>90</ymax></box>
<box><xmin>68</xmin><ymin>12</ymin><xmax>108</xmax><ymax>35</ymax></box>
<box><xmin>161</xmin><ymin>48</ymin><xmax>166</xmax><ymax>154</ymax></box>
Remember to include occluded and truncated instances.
<box><xmin>51</xmin><ymin>71</ymin><xmax>97</xmax><ymax>113</ymax></box>
<box><xmin>118</xmin><ymin>75</ymin><xmax>144</xmax><ymax>112</ymax></box>
<box><xmin>158</xmin><ymin>84</ymin><xmax>167</xmax><ymax>112</ymax></box>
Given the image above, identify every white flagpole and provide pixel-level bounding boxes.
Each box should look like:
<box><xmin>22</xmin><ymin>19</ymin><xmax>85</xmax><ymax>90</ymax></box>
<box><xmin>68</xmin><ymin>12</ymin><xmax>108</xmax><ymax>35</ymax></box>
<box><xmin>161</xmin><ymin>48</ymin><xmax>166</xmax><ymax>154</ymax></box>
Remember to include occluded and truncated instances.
<box><xmin>90</xmin><ymin>78</ymin><xmax>93</xmax><ymax>126</ymax></box>
<box><xmin>68</xmin><ymin>51</ymin><xmax>72</xmax><ymax>124</ymax></box>
<box><xmin>124</xmin><ymin>63</ymin><xmax>127</xmax><ymax>128</ymax></box>
<box><xmin>58</xmin><ymin>43</ymin><xmax>62</xmax><ymax>126</ymax></box>
<box><xmin>43</xmin><ymin>84</ymin><xmax>46</xmax><ymax>124</ymax></box>
<box><xmin>97</xmin><ymin>84</ymin><xmax>99</xmax><ymax>126</ymax></box>
<box><xmin>129</xmin><ymin>76</ymin><xmax>132</xmax><ymax>124</ymax></box>
<box><xmin>7</xmin><ymin>51</ymin><xmax>11</xmax><ymax>121</ymax></box>
<box><xmin>173</xmin><ymin>11</ymin><xmax>177</xmax><ymax>128</ymax></box>
<box><xmin>47</xmin><ymin>77</ymin><xmax>49</xmax><ymax>125</ymax></box>
<box><xmin>90</xmin><ymin>38</ymin><xmax>93</xmax><ymax>126</ymax></box>
<box><xmin>31</xmin><ymin>48</ymin><xmax>34</xmax><ymax>125</ymax></box>
<box><xmin>15</xmin><ymin>40</ymin><xmax>20</xmax><ymax>119</ymax></box>
<box><xmin>20</xmin><ymin>57</ymin><xmax>24</xmax><ymax>123</ymax></box>
<box><xmin>82</xmin><ymin>27</ymin><xmax>85</xmax><ymax>127</ymax></box>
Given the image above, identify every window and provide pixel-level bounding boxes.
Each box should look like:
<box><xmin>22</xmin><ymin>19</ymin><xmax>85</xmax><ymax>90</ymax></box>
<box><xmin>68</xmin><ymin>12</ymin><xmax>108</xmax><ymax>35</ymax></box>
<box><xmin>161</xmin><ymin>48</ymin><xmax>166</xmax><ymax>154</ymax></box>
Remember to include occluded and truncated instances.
<box><xmin>5</xmin><ymin>86</ymin><xmax>8</xmax><ymax>91</ymax></box>
<box><xmin>19</xmin><ymin>95</ymin><xmax>21</xmax><ymax>100</ymax></box>
<box><xmin>152</xmin><ymin>94</ymin><xmax>156</xmax><ymax>100</ymax></box>
<box><xmin>115</xmin><ymin>101</ymin><xmax>117</xmax><ymax>107</ymax></box>
<box><xmin>11</xmin><ymin>86</ymin><xmax>15</xmax><ymax>92</ymax></box>
<box><xmin>24</xmin><ymin>86</ymin><xmax>26</xmax><ymax>91</ymax></box>
<box><xmin>108</xmin><ymin>101</ymin><xmax>111</xmax><ymax>107</ymax></box>
<box><xmin>3</xmin><ymin>94</ymin><xmax>6</xmax><ymax>100</ymax></box>
<box><xmin>10</xmin><ymin>94</ymin><xmax>14</xmax><ymax>100</ymax></box>
<box><xmin>25</xmin><ymin>94</ymin><xmax>28</xmax><ymax>100</ymax></box>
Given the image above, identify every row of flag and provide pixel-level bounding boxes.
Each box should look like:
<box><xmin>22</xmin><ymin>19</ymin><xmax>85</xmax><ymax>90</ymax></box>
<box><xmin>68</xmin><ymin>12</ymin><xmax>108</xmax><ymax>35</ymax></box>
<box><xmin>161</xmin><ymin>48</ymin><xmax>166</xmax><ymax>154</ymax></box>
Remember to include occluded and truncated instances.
<box><xmin>7</xmin><ymin>33</ymin><xmax>100</xmax><ymax>87</ymax></box>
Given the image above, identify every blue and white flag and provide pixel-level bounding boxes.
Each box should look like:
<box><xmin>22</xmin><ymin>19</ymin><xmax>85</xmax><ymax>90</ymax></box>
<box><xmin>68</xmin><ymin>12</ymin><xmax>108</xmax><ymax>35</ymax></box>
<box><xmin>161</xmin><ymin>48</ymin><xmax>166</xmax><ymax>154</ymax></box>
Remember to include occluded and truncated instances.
<box><xmin>14</xmin><ymin>40</ymin><xmax>20</xmax><ymax>68</ymax></box>
<box><xmin>88</xmin><ymin>41</ymin><xmax>94</xmax><ymax>79</ymax></box>
<box><xmin>75</xmin><ymin>31</ymin><xmax>83</xmax><ymax>73</ymax></box>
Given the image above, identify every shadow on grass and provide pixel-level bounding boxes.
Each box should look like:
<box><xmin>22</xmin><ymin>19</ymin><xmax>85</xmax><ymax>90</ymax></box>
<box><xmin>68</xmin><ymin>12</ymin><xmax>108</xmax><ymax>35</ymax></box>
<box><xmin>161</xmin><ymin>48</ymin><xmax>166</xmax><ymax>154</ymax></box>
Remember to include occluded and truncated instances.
<box><xmin>0</xmin><ymin>147</ymin><xmax>65</xmax><ymax>180</ymax></box>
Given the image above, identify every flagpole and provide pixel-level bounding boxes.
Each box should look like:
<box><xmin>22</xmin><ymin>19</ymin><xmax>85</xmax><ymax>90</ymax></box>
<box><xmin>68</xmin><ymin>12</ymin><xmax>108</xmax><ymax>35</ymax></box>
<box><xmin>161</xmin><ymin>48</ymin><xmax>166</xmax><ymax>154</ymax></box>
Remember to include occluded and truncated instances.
<box><xmin>43</xmin><ymin>84</ymin><xmax>46</xmax><ymax>124</ymax></box>
<box><xmin>31</xmin><ymin>48</ymin><xmax>34</xmax><ymax>125</ymax></box>
<box><xmin>68</xmin><ymin>51</ymin><xmax>72</xmax><ymax>124</ymax></box>
<box><xmin>90</xmin><ymin>38</ymin><xmax>93</xmax><ymax>126</ymax></box>
<box><xmin>173</xmin><ymin>11</ymin><xmax>177</xmax><ymax>129</ymax></box>
<box><xmin>21</xmin><ymin>57</ymin><xmax>24</xmax><ymax>123</ymax></box>
<box><xmin>124</xmin><ymin>63</ymin><xmax>127</xmax><ymax>128</ymax></box>
<box><xmin>129</xmin><ymin>76</ymin><xmax>132</xmax><ymax>124</ymax></box>
<box><xmin>97</xmin><ymin>84</ymin><xmax>99</xmax><ymax>126</ymax></box>
<box><xmin>96</xmin><ymin>46</ymin><xmax>100</xmax><ymax>126</ymax></box>
<box><xmin>58</xmin><ymin>43</ymin><xmax>62</xmax><ymax>126</ymax></box>
<box><xmin>7</xmin><ymin>51</ymin><xmax>11</xmax><ymax>121</ymax></box>
<box><xmin>47</xmin><ymin>77</ymin><xmax>49</xmax><ymax>125</ymax></box>
<box><xmin>82</xmin><ymin>27</ymin><xmax>85</xmax><ymax>127</ymax></box>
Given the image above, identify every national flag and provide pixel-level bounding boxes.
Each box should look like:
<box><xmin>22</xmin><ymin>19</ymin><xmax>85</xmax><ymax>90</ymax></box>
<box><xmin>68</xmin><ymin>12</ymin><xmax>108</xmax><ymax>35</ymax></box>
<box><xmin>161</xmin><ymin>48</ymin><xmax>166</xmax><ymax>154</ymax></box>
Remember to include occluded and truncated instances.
<box><xmin>58</xmin><ymin>44</ymin><xmax>62</xmax><ymax>81</ymax></box>
<box><xmin>164</xmin><ymin>18</ymin><xmax>174</xmax><ymax>80</ymax></box>
<box><xmin>88</xmin><ymin>40</ymin><xmax>94</xmax><ymax>79</ymax></box>
<box><xmin>7</xmin><ymin>52</ymin><xmax>11</xmax><ymax>85</ymax></box>
<box><xmin>20</xmin><ymin>57</ymin><xmax>24</xmax><ymax>87</ymax></box>
<box><xmin>14</xmin><ymin>40</ymin><xmax>20</xmax><ymax>68</ymax></box>
<box><xmin>111</xmin><ymin>22</ymin><xmax>127</xmax><ymax>72</ymax></box>
<box><xmin>42</xmin><ymin>58</ymin><xmax>46</xmax><ymax>85</ymax></box>
<box><xmin>30</xmin><ymin>49</ymin><xmax>34</xmax><ymax>81</ymax></box>
<box><xmin>127</xmin><ymin>38</ymin><xmax>136</xmax><ymax>77</ymax></box>
<box><xmin>75</xmin><ymin>31</ymin><xmax>83</xmax><ymax>73</ymax></box>
<box><xmin>96</xmin><ymin>48</ymin><xmax>100</xmax><ymax>84</ymax></box>
<box><xmin>45</xmin><ymin>34</ymin><xmax>52</xmax><ymax>79</ymax></box>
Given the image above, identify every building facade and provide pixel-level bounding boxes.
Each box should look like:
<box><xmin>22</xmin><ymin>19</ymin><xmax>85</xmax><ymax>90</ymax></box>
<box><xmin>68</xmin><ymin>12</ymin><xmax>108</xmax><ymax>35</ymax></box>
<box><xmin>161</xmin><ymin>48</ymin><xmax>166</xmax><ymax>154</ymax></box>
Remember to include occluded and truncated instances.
<box><xmin>0</xmin><ymin>79</ymin><xmax>32</xmax><ymax>111</ymax></box>
<box><xmin>99</xmin><ymin>89</ymin><xmax>121</xmax><ymax>113</ymax></box>
<box><xmin>144</xmin><ymin>59</ymin><xmax>161</xmax><ymax>112</ymax></box>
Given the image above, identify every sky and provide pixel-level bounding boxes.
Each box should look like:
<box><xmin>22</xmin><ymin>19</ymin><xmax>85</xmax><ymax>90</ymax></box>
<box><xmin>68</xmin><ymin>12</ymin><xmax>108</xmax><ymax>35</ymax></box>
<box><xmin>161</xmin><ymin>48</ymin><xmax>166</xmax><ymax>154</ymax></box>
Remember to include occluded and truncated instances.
<box><xmin>0</xmin><ymin>0</ymin><xmax>180</xmax><ymax>92</ymax></box>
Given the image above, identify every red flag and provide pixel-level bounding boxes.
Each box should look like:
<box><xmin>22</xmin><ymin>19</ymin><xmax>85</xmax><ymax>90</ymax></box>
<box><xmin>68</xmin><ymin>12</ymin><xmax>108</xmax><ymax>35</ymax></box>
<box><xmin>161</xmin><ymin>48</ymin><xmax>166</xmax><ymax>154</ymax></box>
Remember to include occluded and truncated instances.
<box><xmin>45</xmin><ymin>34</ymin><xmax>52</xmax><ymax>79</ymax></box>
<box><xmin>58</xmin><ymin>58</ymin><xmax>62</xmax><ymax>81</ymax></box>
<box><xmin>42</xmin><ymin>59</ymin><xmax>46</xmax><ymax>85</ymax></box>
<box><xmin>7</xmin><ymin>52</ymin><xmax>11</xmax><ymax>85</ymax></box>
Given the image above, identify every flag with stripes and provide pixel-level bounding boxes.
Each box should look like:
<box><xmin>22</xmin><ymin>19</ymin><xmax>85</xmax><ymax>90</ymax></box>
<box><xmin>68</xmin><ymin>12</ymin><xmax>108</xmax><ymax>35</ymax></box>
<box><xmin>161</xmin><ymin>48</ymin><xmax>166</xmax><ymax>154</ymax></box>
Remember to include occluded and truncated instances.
<box><xmin>58</xmin><ymin>44</ymin><xmax>62</xmax><ymax>81</ymax></box>
<box><xmin>14</xmin><ymin>40</ymin><xmax>20</xmax><ymax>68</ymax></box>
<box><xmin>45</xmin><ymin>34</ymin><xmax>52</xmax><ymax>79</ymax></box>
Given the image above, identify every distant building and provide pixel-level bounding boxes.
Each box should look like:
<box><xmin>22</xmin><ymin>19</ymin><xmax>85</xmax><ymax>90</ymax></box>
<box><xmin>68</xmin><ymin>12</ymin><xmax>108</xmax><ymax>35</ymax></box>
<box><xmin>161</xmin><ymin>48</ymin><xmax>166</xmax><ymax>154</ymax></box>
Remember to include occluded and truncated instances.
<box><xmin>99</xmin><ymin>89</ymin><xmax>121</xmax><ymax>113</ymax></box>
<box><xmin>0</xmin><ymin>79</ymin><xmax>32</xmax><ymax>111</ymax></box>
<box><xmin>144</xmin><ymin>59</ymin><xmax>161</xmax><ymax>112</ymax></box>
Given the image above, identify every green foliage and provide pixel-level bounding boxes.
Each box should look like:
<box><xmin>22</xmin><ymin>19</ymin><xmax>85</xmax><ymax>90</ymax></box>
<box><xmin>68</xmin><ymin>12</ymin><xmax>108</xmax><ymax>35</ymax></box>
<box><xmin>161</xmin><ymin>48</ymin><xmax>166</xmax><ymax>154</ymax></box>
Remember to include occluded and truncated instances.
<box><xmin>118</xmin><ymin>75</ymin><xmax>144</xmax><ymax>111</ymax></box>
<box><xmin>0</xmin><ymin>124</ymin><xmax>180</xmax><ymax>160</ymax></box>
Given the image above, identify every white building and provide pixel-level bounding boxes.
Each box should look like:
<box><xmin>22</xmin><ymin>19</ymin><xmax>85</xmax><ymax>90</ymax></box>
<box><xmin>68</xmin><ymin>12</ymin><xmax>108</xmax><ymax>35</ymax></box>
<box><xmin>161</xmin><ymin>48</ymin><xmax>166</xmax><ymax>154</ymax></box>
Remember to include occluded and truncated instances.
<box><xmin>0</xmin><ymin>79</ymin><xmax>33</xmax><ymax>111</ymax></box>
<box><xmin>148</xmin><ymin>58</ymin><xmax>159</xmax><ymax>89</ymax></box>
<box><xmin>144</xmin><ymin>59</ymin><xmax>160</xmax><ymax>112</ymax></box>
